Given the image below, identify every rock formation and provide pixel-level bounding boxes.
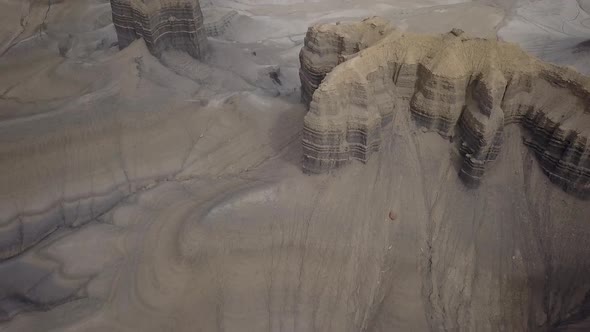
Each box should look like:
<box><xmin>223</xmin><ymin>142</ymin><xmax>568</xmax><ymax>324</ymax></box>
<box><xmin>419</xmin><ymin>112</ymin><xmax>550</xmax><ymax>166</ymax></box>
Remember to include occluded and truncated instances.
<box><xmin>203</xmin><ymin>9</ymin><xmax>237</xmax><ymax>37</ymax></box>
<box><xmin>299</xmin><ymin>17</ymin><xmax>395</xmax><ymax>106</ymax></box>
<box><xmin>110</xmin><ymin>0</ymin><xmax>208</xmax><ymax>59</ymax></box>
<box><xmin>300</xmin><ymin>17</ymin><xmax>590</xmax><ymax>198</ymax></box>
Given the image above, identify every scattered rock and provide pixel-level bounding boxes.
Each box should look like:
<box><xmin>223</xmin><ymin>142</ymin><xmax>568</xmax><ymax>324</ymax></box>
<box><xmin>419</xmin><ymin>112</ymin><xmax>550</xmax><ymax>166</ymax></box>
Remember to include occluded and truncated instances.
<box><xmin>450</xmin><ymin>28</ymin><xmax>464</xmax><ymax>37</ymax></box>
<box><xmin>388</xmin><ymin>211</ymin><xmax>397</xmax><ymax>221</ymax></box>
<box><xmin>269</xmin><ymin>70</ymin><xmax>282</xmax><ymax>86</ymax></box>
<box><xmin>57</xmin><ymin>34</ymin><xmax>74</xmax><ymax>57</ymax></box>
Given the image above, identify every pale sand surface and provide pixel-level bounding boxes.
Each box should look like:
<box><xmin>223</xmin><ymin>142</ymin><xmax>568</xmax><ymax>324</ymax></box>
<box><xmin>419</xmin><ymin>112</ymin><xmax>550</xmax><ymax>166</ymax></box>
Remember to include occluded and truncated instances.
<box><xmin>1</xmin><ymin>0</ymin><xmax>589</xmax><ymax>331</ymax></box>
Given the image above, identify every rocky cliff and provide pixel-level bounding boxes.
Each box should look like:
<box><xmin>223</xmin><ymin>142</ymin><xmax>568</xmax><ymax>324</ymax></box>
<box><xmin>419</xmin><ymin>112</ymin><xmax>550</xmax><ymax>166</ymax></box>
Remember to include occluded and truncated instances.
<box><xmin>300</xmin><ymin>18</ymin><xmax>590</xmax><ymax>198</ymax></box>
<box><xmin>299</xmin><ymin>17</ymin><xmax>395</xmax><ymax>106</ymax></box>
<box><xmin>110</xmin><ymin>0</ymin><xmax>207</xmax><ymax>59</ymax></box>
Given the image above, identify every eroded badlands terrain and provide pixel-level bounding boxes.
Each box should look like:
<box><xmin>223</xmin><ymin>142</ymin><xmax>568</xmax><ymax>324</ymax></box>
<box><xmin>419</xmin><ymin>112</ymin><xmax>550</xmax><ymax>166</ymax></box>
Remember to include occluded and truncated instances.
<box><xmin>0</xmin><ymin>0</ymin><xmax>589</xmax><ymax>331</ymax></box>
<box><xmin>300</xmin><ymin>17</ymin><xmax>590</xmax><ymax>196</ymax></box>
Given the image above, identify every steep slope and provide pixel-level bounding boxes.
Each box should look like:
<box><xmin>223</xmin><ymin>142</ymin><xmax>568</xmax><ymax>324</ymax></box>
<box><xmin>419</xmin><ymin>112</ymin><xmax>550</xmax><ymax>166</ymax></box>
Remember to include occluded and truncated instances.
<box><xmin>4</xmin><ymin>116</ymin><xmax>588</xmax><ymax>332</ymax></box>
<box><xmin>300</xmin><ymin>18</ymin><xmax>590</xmax><ymax>198</ymax></box>
<box><xmin>110</xmin><ymin>0</ymin><xmax>208</xmax><ymax>58</ymax></box>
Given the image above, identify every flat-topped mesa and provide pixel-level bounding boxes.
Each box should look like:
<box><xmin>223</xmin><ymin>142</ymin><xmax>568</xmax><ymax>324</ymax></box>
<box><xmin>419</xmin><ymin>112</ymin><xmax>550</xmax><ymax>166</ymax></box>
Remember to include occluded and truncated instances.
<box><xmin>299</xmin><ymin>17</ymin><xmax>395</xmax><ymax>106</ymax></box>
<box><xmin>300</xmin><ymin>18</ymin><xmax>590</xmax><ymax>198</ymax></box>
<box><xmin>110</xmin><ymin>0</ymin><xmax>208</xmax><ymax>59</ymax></box>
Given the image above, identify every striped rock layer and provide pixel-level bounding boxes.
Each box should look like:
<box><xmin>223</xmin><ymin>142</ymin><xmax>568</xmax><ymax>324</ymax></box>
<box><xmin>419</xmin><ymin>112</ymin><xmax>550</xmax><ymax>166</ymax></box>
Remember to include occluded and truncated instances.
<box><xmin>110</xmin><ymin>0</ymin><xmax>207</xmax><ymax>59</ymax></box>
<box><xmin>300</xmin><ymin>18</ymin><xmax>590</xmax><ymax>198</ymax></box>
<box><xmin>299</xmin><ymin>17</ymin><xmax>394</xmax><ymax>107</ymax></box>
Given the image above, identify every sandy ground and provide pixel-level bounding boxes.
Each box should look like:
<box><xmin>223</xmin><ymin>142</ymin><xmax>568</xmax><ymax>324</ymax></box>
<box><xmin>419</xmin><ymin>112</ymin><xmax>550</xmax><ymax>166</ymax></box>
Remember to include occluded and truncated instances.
<box><xmin>498</xmin><ymin>0</ymin><xmax>590</xmax><ymax>74</ymax></box>
<box><xmin>0</xmin><ymin>0</ymin><xmax>589</xmax><ymax>331</ymax></box>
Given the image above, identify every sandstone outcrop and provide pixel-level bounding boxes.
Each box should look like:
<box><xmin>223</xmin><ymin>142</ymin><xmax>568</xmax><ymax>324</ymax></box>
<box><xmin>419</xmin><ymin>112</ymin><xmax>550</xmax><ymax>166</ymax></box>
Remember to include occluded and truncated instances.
<box><xmin>110</xmin><ymin>0</ymin><xmax>208</xmax><ymax>59</ymax></box>
<box><xmin>299</xmin><ymin>17</ymin><xmax>395</xmax><ymax>106</ymax></box>
<box><xmin>300</xmin><ymin>18</ymin><xmax>590</xmax><ymax>198</ymax></box>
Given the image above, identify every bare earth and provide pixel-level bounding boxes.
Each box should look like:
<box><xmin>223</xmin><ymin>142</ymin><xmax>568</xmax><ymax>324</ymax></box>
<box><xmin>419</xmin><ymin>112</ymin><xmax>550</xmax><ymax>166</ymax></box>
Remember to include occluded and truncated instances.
<box><xmin>0</xmin><ymin>0</ymin><xmax>589</xmax><ymax>331</ymax></box>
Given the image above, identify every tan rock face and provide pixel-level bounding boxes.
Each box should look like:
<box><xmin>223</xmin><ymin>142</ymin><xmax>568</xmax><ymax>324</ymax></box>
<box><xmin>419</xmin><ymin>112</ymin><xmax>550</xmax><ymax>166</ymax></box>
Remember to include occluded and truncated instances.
<box><xmin>300</xmin><ymin>18</ymin><xmax>590</xmax><ymax>198</ymax></box>
<box><xmin>110</xmin><ymin>0</ymin><xmax>208</xmax><ymax>59</ymax></box>
<box><xmin>299</xmin><ymin>17</ymin><xmax>395</xmax><ymax>107</ymax></box>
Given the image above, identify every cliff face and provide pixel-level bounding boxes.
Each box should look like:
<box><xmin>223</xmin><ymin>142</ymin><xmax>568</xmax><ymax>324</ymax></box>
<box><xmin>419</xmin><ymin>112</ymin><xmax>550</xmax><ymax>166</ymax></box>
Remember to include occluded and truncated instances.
<box><xmin>299</xmin><ymin>17</ymin><xmax>395</xmax><ymax>106</ymax></box>
<box><xmin>300</xmin><ymin>18</ymin><xmax>590</xmax><ymax>198</ymax></box>
<box><xmin>110</xmin><ymin>0</ymin><xmax>208</xmax><ymax>59</ymax></box>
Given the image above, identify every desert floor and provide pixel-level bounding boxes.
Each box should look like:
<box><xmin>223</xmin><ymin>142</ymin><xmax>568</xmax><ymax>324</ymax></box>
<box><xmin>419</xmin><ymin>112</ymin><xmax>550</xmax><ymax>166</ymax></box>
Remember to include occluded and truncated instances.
<box><xmin>1</xmin><ymin>0</ymin><xmax>589</xmax><ymax>331</ymax></box>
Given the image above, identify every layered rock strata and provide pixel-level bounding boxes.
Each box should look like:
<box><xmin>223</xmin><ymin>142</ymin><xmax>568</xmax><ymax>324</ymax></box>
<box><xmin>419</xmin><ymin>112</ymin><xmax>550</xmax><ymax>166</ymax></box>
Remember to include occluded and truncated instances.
<box><xmin>300</xmin><ymin>18</ymin><xmax>590</xmax><ymax>197</ymax></box>
<box><xmin>299</xmin><ymin>17</ymin><xmax>395</xmax><ymax>107</ymax></box>
<box><xmin>110</xmin><ymin>0</ymin><xmax>208</xmax><ymax>59</ymax></box>
<box><xmin>203</xmin><ymin>9</ymin><xmax>237</xmax><ymax>37</ymax></box>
